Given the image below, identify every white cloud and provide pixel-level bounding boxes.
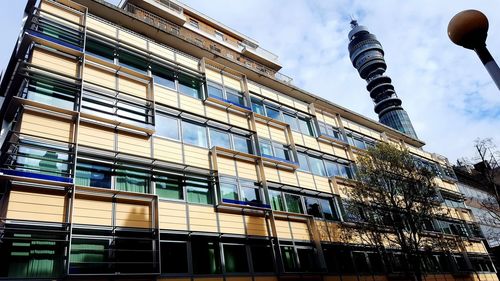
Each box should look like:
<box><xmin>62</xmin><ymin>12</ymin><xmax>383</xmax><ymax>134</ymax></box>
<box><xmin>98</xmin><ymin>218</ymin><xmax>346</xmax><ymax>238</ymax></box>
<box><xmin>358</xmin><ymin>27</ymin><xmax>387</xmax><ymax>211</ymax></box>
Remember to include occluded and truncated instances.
<box><xmin>180</xmin><ymin>0</ymin><xmax>500</xmax><ymax>163</ymax></box>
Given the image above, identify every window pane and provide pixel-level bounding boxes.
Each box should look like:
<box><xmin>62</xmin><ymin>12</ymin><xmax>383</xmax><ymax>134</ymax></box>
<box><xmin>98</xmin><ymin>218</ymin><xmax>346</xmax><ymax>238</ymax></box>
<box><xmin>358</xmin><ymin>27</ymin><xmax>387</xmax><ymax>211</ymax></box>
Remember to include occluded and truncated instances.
<box><xmin>220</xmin><ymin>182</ymin><xmax>238</xmax><ymax>201</ymax></box>
<box><xmin>297</xmin><ymin>248</ymin><xmax>318</xmax><ymax>272</ymax></box>
<box><xmin>207</xmin><ymin>84</ymin><xmax>224</xmax><ymax>99</ymax></box>
<box><xmin>269</xmin><ymin>190</ymin><xmax>285</xmax><ymax>211</ymax></box>
<box><xmin>209</xmin><ymin>129</ymin><xmax>230</xmax><ymax>149</ymax></box>
<box><xmin>241</xmin><ymin>185</ymin><xmax>260</xmax><ymax>203</ymax></box>
<box><xmin>226</xmin><ymin>89</ymin><xmax>245</xmax><ymax>106</ymax></box>
<box><xmin>152</xmin><ymin>65</ymin><xmax>176</xmax><ymax>89</ymax></box>
<box><xmin>265</xmin><ymin>106</ymin><xmax>281</xmax><ymax>120</ymax></box>
<box><xmin>76</xmin><ymin>162</ymin><xmax>112</xmax><ymax>188</ymax></box>
<box><xmin>161</xmin><ymin>242</ymin><xmax>188</xmax><ymax>273</ymax></box>
<box><xmin>298</xmin><ymin>117</ymin><xmax>314</xmax><ymax>136</ymax></box>
<box><xmin>70</xmin><ymin>238</ymin><xmax>108</xmax><ymax>274</ymax></box>
<box><xmin>259</xmin><ymin>139</ymin><xmax>273</xmax><ymax>157</ymax></box>
<box><xmin>233</xmin><ymin>135</ymin><xmax>252</xmax><ymax>154</ymax></box>
<box><xmin>251</xmin><ymin>97</ymin><xmax>265</xmax><ymax>115</ymax></box>
<box><xmin>251</xmin><ymin>245</ymin><xmax>274</xmax><ymax>272</ymax></box>
<box><xmin>156</xmin><ymin>114</ymin><xmax>179</xmax><ymax>139</ymax></box>
<box><xmin>223</xmin><ymin>244</ymin><xmax>249</xmax><ymax>273</ymax></box>
<box><xmin>309</xmin><ymin>157</ymin><xmax>326</xmax><ymax>176</ymax></box>
<box><xmin>319</xmin><ymin>198</ymin><xmax>337</xmax><ymax>220</ymax></box>
<box><xmin>155</xmin><ymin>176</ymin><xmax>183</xmax><ymax>200</ymax></box>
<box><xmin>353</xmin><ymin>252</ymin><xmax>370</xmax><ymax>273</ymax></box>
<box><xmin>283</xmin><ymin>114</ymin><xmax>298</xmax><ymax>131</ymax></box>
<box><xmin>192</xmin><ymin>237</ymin><xmax>221</xmax><ymax>274</ymax></box>
<box><xmin>187</xmin><ymin>179</ymin><xmax>212</xmax><ymax>205</ymax></box>
<box><xmin>118</xmin><ymin>50</ymin><xmax>148</xmax><ymax>73</ymax></box>
<box><xmin>304</xmin><ymin>197</ymin><xmax>322</xmax><ymax>218</ymax></box>
<box><xmin>325</xmin><ymin>161</ymin><xmax>340</xmax><ymax>177</ymax></box>
<box><xmin>178</xmin><ymin>74</ymin><xmax>201</xmax><ymax>99</ymax></box>
<box><xmin>285</xmin><ymin>194</ymin><xmax>303</xmax><ymax>214</ymax></box>
<box><xmin>281</xmin><ymin>246</ymin><xmax>298</xmax><ymax>272</ymax></box>
<box><xmin>27</xmin><ymin>78</ymin><xmax>75</xmax><ymax>110</ymax></box>
<box><xmin>297</xmin><ymin>153</ymin><xmax>310</xmax><ymax>171</ymax></box>
<box><xmin>115</xmin><ymin>169</ymin><xmax>149</xmax><ymax>193</ymax></box>
<box><xmin>86</xmin><ymin>38</ymin><xmax>114</xmax><ymax>62</ymax></box>
<box><xmin>273</xmin><ymin>145</ymin><xmax>291</xmax><ymax>161</ymax></box>
<box><xmin>182</xmin><ymin>122</ymin><xmax>207</xmax><ymax>147</ymax></box>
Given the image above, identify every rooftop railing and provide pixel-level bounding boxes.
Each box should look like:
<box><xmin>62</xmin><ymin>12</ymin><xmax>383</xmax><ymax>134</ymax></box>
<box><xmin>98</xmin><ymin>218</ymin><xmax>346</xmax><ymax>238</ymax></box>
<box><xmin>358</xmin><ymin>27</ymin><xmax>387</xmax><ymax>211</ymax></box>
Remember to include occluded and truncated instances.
<box><xmin>154</xmin><ymin>0</ymin><xmax>183</xmax><ymax>15</ymax></box>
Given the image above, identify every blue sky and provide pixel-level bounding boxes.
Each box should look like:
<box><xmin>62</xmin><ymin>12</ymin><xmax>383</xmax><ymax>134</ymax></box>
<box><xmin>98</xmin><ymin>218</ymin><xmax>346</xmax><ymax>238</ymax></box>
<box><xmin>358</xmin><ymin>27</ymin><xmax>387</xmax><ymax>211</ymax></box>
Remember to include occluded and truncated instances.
<box><xmin>1</xmin><ymin>0</ymin><xmax>499</xmax><ymax>164</ymax></box>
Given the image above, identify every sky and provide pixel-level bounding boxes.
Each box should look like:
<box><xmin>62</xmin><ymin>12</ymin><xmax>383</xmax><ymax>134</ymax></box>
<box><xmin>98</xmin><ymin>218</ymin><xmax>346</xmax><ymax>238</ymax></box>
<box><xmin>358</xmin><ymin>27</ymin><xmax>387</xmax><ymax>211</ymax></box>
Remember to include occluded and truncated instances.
<box><xmin>1</xmin><ymin>0</ymin><xmax>499</xmax><ymax>164</ymax></box>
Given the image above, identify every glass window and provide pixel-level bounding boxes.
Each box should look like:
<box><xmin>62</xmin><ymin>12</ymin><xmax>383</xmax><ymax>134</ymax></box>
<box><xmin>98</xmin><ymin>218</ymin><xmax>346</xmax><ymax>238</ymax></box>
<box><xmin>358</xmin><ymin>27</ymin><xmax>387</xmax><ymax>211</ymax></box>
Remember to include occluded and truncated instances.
<box><xmin>251</xmin><ymin>97</ymin><xmax>265</xmax><ymax>115</ymax></box>
<box><xmin>241</xmin><ymin>183</ymin><xmax>260</xmax><ymax>203</ymax></box>
<box><xmin>192</xmin><ymin>237</ymin><xmax>221</xmax><ymax>274</ymax></box>
<box><xmin>152</xmin><ymin>64</ymin><xmax>176</xmax><ymax>89</ymax></box>
<box><xmin>298</xmin><ymin>117</ymin><xmax>314</xmax><ymax>136</ymax></box>
<box><xmin>265</xmin><ymin>106</ymin><xmax>281</xmax><ymax>120</ymax></box>
<box><xmin>309</xmin><ymin>157</ymin><xmax>326</xmax><ymax>176</ymax></box>
<box><xmin>178</xmin><ymin>74</ymin><xmax>201</xmax><ymax>99</ymax></box>
<box><xmin>86</xmin><ymin>38</ymin><xmax>114</xmax><ymax>62</ymax></box>
<box><xmin>251</xmin><ymin>245</ymin><xmax>274</xmax><ymax>272</ymax></box>
<box><xmin>285</xmin><ymin>193</ymin><xmax>303</xmax><ymax>214</ymax></box>
<box><xmin>209</xmin><ymin>129</ymin><xmax>230</xmax><ymax>149</ymax></box>
<box><xmin>207</xmin><ymin>84</ymin><xmax>224</xmax><ymax>99</ymax></box>
<box><xmin>273</xmin><ymin>144</ymin><xmax>291</xmax><ymax>161</ymax></box>
<box><xmin>75</xmin><ymin>162</ymin><xmax>112</xmax><ymax>188</ymax></box>
<box><xmin>319</xmin><ymin>198</ymin><xmax>337</xmax><ymax>220</ymax></box>
<box><xmin>259</xmin><ymin>139</ymin><xmax>273</xmax><ymax>157</ymax></box>
<box><xmin>297</xmin><ymin>153</ymin><xmax>310</xmax><ymax>172</ymax></box>
<box><xmin>223</xmin><ymin>244</ymin><xmax>249</xmax><ymax>273</ymax></box>
<box><xmin>325</xmin><ymin>160</ymin><xmax>340</xmax><ymax>177</ymax></box>
<box><xmin>353</xmin><ymin>252</ymin><xmax>370</xmax><ymax>273</ymax></box>
<box><xmin>283</xmin><ymin>114</ymin><xmax>298</xmax><ymax>131</ymax></box>
<box><xmin>233</xmin><ymin>135</ymin><xmax>252</xmax><ymax>154</ymax></box>
<box><xmin>27</xmin><ymin>77</ymin><xmax>75</xmax><ymax>110</ymax></box>
<box><xmin>338</xmin><ymin>163</ymin><xmax>354</xmax><ymax>179</ymax></box>
<box><xmin>115</xmin><ymin>169</ymin><xmax>149</xmax><ymax>193</ymax></box>
<box><xmin>155</xmin><ymin>114</ymin><xmax>179</xmax><ymax>140</ymax></box>
<box><xmin>220</xmin><ymin>181</ymin><xmax>238</xmax><ymax>201</ymax></box>
<box><xmin>281</xmin><ymin>246</ymin><xmax>299</xmax><ymax>272</ymax></box>
<box><xmin>182</xmin><ymin>122</ymin><xmax>207</xmax><ymax>147</ymax></box>
<box><xmin>226</xmin><ymin>89</ymin><xmax>245</xmax><ymax>106</ymax></box>
<box><xmin>118</xmin><ymin>50</ymin><xmax>148</xmax><ymax>73</ymax></box>
<box><xmin>17</xmin><ymin>143</ymin><xmax>69</xmax><ymax>177</ymax></box>
<box><xmin>155</xmin><ymin>175</ymin><xmax>183</xmax><ymax>200</ymax></box>
<box><xmin>304</xmin><ymin>197</ymin><xmax>322</xmax><ymax>218</ymax></box>
<box><xmin>189</xmin><ymin>19</ymin><xmax>199</xmax><ymax>29</ymax></box>
<box><xmin>269</xmin><ymin>190</ymin><xmax>285</xmax><ymax>211</ymax></box>
<box><xmin>161</xmin><ymin>242</ymin><xmax>188</xmax><ymax>273</ymax></box>
<box><xmin>186</xmin><ymin>178</ymin><xmax>212</xmax><ymax>204</ymax></box>
<box><xmin>297</xmin><ymin>248</ymin><xmax>318</xmax><ymax>272</ymax></box>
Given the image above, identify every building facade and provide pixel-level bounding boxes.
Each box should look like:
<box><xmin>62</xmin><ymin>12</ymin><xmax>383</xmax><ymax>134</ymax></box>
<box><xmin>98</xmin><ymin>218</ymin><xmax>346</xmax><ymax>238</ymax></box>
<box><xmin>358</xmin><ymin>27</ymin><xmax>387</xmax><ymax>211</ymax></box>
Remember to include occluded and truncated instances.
<box><xmin>0</xmin><ymin>0</ymin><xmax>496</xmax><ymax>280</ymax></box>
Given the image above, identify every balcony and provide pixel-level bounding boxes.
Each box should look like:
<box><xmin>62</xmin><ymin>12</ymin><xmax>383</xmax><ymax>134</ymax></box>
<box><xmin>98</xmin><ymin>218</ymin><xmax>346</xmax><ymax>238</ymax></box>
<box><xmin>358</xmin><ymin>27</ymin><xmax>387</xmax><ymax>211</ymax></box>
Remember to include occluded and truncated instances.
<box><xmin>128</xmin><ymin>0</ymin><xmax>186</xmax><ymax>25</ymax></box>
<box><xmin>122</xmin><ymin>3</ymin><xmax>293</xmax><ymax>84</ymax></box>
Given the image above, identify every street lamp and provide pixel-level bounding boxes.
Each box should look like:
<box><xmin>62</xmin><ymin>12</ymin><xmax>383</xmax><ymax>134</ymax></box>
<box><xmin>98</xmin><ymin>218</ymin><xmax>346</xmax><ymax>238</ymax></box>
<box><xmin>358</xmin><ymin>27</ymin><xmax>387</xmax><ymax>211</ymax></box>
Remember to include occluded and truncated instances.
<box><xmin>448</xmin><ymin>10</ymin><xmax>500</xmax><ymax>90</ymax></box>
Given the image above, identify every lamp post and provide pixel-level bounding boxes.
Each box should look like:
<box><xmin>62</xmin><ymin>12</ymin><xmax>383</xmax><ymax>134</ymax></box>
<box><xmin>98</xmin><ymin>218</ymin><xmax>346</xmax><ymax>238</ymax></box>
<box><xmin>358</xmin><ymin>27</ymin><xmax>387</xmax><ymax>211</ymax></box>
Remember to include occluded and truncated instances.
<box><xmin>448</xmin><ymin>10</ymin><xmax>500</xmax><ymax>90</ymax></box>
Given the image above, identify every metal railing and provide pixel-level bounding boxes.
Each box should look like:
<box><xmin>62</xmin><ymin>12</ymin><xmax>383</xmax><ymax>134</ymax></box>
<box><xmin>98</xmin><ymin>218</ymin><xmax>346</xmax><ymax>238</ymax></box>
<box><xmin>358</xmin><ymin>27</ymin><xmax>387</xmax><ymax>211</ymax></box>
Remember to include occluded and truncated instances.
<box><xmin>154</xmin><ymin>0</ymin><xmax>183</xmax><ymax>14</ymax></box>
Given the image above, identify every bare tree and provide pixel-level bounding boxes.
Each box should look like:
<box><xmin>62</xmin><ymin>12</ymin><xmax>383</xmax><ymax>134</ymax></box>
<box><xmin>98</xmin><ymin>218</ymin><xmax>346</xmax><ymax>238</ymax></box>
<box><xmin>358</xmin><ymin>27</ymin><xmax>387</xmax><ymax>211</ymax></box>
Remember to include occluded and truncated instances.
<box><xmin>340</xmin><ymin>143</ymin><xmax>453</xmax><ymax>281</ymax></box>
<box><xmin>473</xmin><ymin>138</ymin><xmax>500</xmax><ymax>223</ymax></box>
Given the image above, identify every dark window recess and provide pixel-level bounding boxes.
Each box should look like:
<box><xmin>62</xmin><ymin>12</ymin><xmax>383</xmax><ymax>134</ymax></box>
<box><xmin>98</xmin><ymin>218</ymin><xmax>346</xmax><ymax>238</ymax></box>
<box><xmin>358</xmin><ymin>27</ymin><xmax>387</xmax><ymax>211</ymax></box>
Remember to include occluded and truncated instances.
<box><xmin>152</xmin><ymin>64</ymin><xmax>176</xmax><ymax>89</ymax></box>
<box><xmin>86</xmin><ymin>38</ymin><xmax>114</xmax><ymax>62</ymax></box>
<box><xmin>297</xmin><ymin>248</ymin><xmax>319</xmax><ymax>272</ymax></box>
<box><xmin>251</xmin><ymin>245</ymin><xmax>274</xmax><ymax>272</ymax></box>
<box><xmin>160</xmin><ymin>242</ymin><xmax>188</xmax><ymax>274</ymax></box>
<box><xmin>117</xmin><ymin>50</ymin><xmax>149</xmax><ymax>73</ymax></box>
<box><xmin>192</xmin><ymin>237</ymin><xmax>221</xmax><ymax>274</ymax></box>
<box><xmin>223</xmin><ymin>244</ymin><xmax>249</xmax><ymax>273</ymax></box>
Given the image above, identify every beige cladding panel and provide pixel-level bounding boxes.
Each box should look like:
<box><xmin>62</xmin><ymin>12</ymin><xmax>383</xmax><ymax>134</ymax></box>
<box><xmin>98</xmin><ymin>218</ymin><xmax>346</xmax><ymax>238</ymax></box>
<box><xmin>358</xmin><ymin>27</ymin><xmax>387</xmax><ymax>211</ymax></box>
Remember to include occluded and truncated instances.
<box><xmin>117</xmin><ymin>132</ymin><xmax>151</xmax><ymax>157</ymax></box>
<box><xmin>465</xmin><ymin>241</ymin><xmax>487</xmax><ymax>254</ymax></box>
<box><xmin>228</xmin><ymin>112</ymin><xmax>249</xmax><ymax>130</ymax></box>
<box><xmin>188</xmin><ymin>205</ymin><xmax>218</xmax><ymax>233</ymax></box>
<box><xmin>263</xmin><ymin>165</ymin><xmax>279</xmax><ymax>182</ymax></box>
<box><xmin>21</xmin><ymin>111</ymin><xmax>72</xmax><ymax>142</ymax></box>
<box><xmin>245</xmin><ymin>215</ymin><xmax>268</xmax><ymax>236</ymax></box>
<box><xmin>260</xmin><ymin>87</ymin><xmax>278</xmax><ymax>101</ymax></box>
<box><xmin>78</xmin><ymin>123</ymin><xmax>115</xmax><ymax>150</ymax></box>
<box><xmin>115</xmin><ymin>202</ymin><xmax>151</xmax><ymax>228</ymax></box>
<box><xmin>333</xmin><ymin>145</ymin><xmax>349</xmax><ymax>159</ymax></box>
<box><xmin>314</xmin><ymin>175</ymin><xmax>332</xmax><ymax>194</ymax></box>
<box><xmin>153</xmin><ymin>138</ymin><xmax>183</xmax><ymax>164</ymax></box>
<box><xmin>302</xmin><ymin>135</ymin><xmax>320</xmax><ymax>150</ymax></box>
<box><xmin>183</xmin><ymin>145</ymin><xmax>210</xmax><ymax>169</ymax></box>
<box><xmin>255</xmin><ymin>122</ymin><xmax>270</xmax><ymax>139</ymax></box>
<box><xmin>323</xmin><ymin>113</ymin><xmax>338</xmax><ymax>128</ymax></box>
<box><xmin>290</xmin><ymin>221</ymin><xmax>311</xmax><ymax>241</ymax></box>
<box><xmin>206</xmin><ymin>105</ymin><xmax>228</xmax><ymax>123</ymax></box>
<box><xmin>7</xmin><ymin>190</ymin><xmax>66</xmax><ymax>223</ymax></box>
<box><xmin>223</xmin><ymin>75</ymin><xmax>242</xmax><ymax>92</ymax></box>
<box><xmin>154</xmin><ymin>85</ymin><xmax>178</xmax><ymax>107</ymax></box>
<box><xmin>87</xmin><ymin>17</ymin><xmax>117</xmax><ymax>38</ymax></box>
<box><xmin>205</xmin><ymin>68</ymin><xmax>222</xmax><ymax>84</ymax></box>
<box><xmin>179</xmin><ymin>95</ymin><xmax>205</xmax><ymax>115</ymax></box>
<box><xmin>274</xmin><ymin>219</ymin><xmax>292</xmax><ymax>239</ymax></box>
<box><xmin>254</xmin><ymin>278</ymin><xmax>278</xmax><ymax>281</ymax></box>
<box><xmin>277</xmin><ymin>94</ymin><xmax>294</xmax><ymax>108</ymax></box>
<box><xmin>294</xmin><ymin>101</ymin><xmax>309</xmax><ymax>113</ymax></box>
<box><xmin>269</xmin><ymin>125</ymin><xmax>287</xmax><ymax>144</ymax></box>
<box><xmin>217</xmin><ymin>156</ymin><xmax>237</xmax><ymax>177</ymax></box>
<box><xmin>176</xmin><ymin>54</ymin><xmax>199</xmax><ymax>71</ymax></box>
<box><xmin>226</xmin><ymin>277</ymin><xmax>252</xmax><ymax>281</ymax></box>
<box><xmin>219</xmin><ymin>212</ymin><xmax>245</xmax><ymax>235</ymax></box>
<box><xmin>73</xmin><ymin>198</ymin><xmax>113</xmax><ymax>226</ymax></box>
<box><xmin>159</xmin><ymin>201</ymin><xmax>187</xmax><ymax>230</ymax></box>
<box><xmin>296</xmin><ymin>171</ymin><xmax>316</xmax><ymax>190</ymax></box>
<box><xmin>40</xmin><ymin>1</ymin><xmax>82</xmax><ymax>25</ymax></box>
<box><xmin>118</xmin><ymin>29</ymin><xmax>147</xmax><ymax>49</ymax></box>
<box><xmin>31</xmin><ymin>48</ymin><xmax>78</xmax><ymax>77</ymax></box>
<box><xmin>318</xmin><ymin>141</ymin><xmax>335</xmax><ymax>155</ymax></box>
<box><xmin>247</xmin><ymin>83</ymin><xmax>261</xmax><ymax>94</ymax></box>
<box><xmin>292</xmin><ymin>131</ymin><xmax>304</xmax><ymax>146</ymax></box>
<box><xmin>83</xmin><ymin>65</ymin><xmax>116</xmax><ymax>89</ymax></box>
<box><xmin>118</xmin><ymin>76</ymin><xmax>148</xmax><ymax>99</ymax></box>
<box><xmin>149</xmin><ymin>42</ymin><xmax>175</xmax><ymax>61</ymax></box>
<box><xmin>236</xmin><ymin>160</ymin><xmax>258</xmax><ymax>181</ymax></box>
<box><xmin>278</xmin><ymin>169</ymin><xmax>298</xmax><ymax>187</ymax></box>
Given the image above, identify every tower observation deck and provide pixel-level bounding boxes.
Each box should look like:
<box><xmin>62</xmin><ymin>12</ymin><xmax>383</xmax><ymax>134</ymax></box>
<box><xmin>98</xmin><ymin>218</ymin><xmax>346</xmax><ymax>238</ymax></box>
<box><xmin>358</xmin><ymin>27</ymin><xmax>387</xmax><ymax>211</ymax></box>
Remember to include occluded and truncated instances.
<box><xmin>348</xmin><ymin>20</ymin><xmax>418</xmax><ymax>139</ymax></box>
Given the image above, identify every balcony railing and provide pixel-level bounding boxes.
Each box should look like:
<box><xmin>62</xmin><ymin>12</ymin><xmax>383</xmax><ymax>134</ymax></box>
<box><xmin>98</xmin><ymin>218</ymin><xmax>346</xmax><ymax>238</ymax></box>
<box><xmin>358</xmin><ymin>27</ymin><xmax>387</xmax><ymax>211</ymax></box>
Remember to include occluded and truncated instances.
<box><xmin>123</xmin><ymin>4</ymin><xmax>293</xmax><ymax>84</ymax></box>
<box><xmin>154</xmin><ymin>0</ymin><xmax>183</xmax><ymax>14</ymax></box>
